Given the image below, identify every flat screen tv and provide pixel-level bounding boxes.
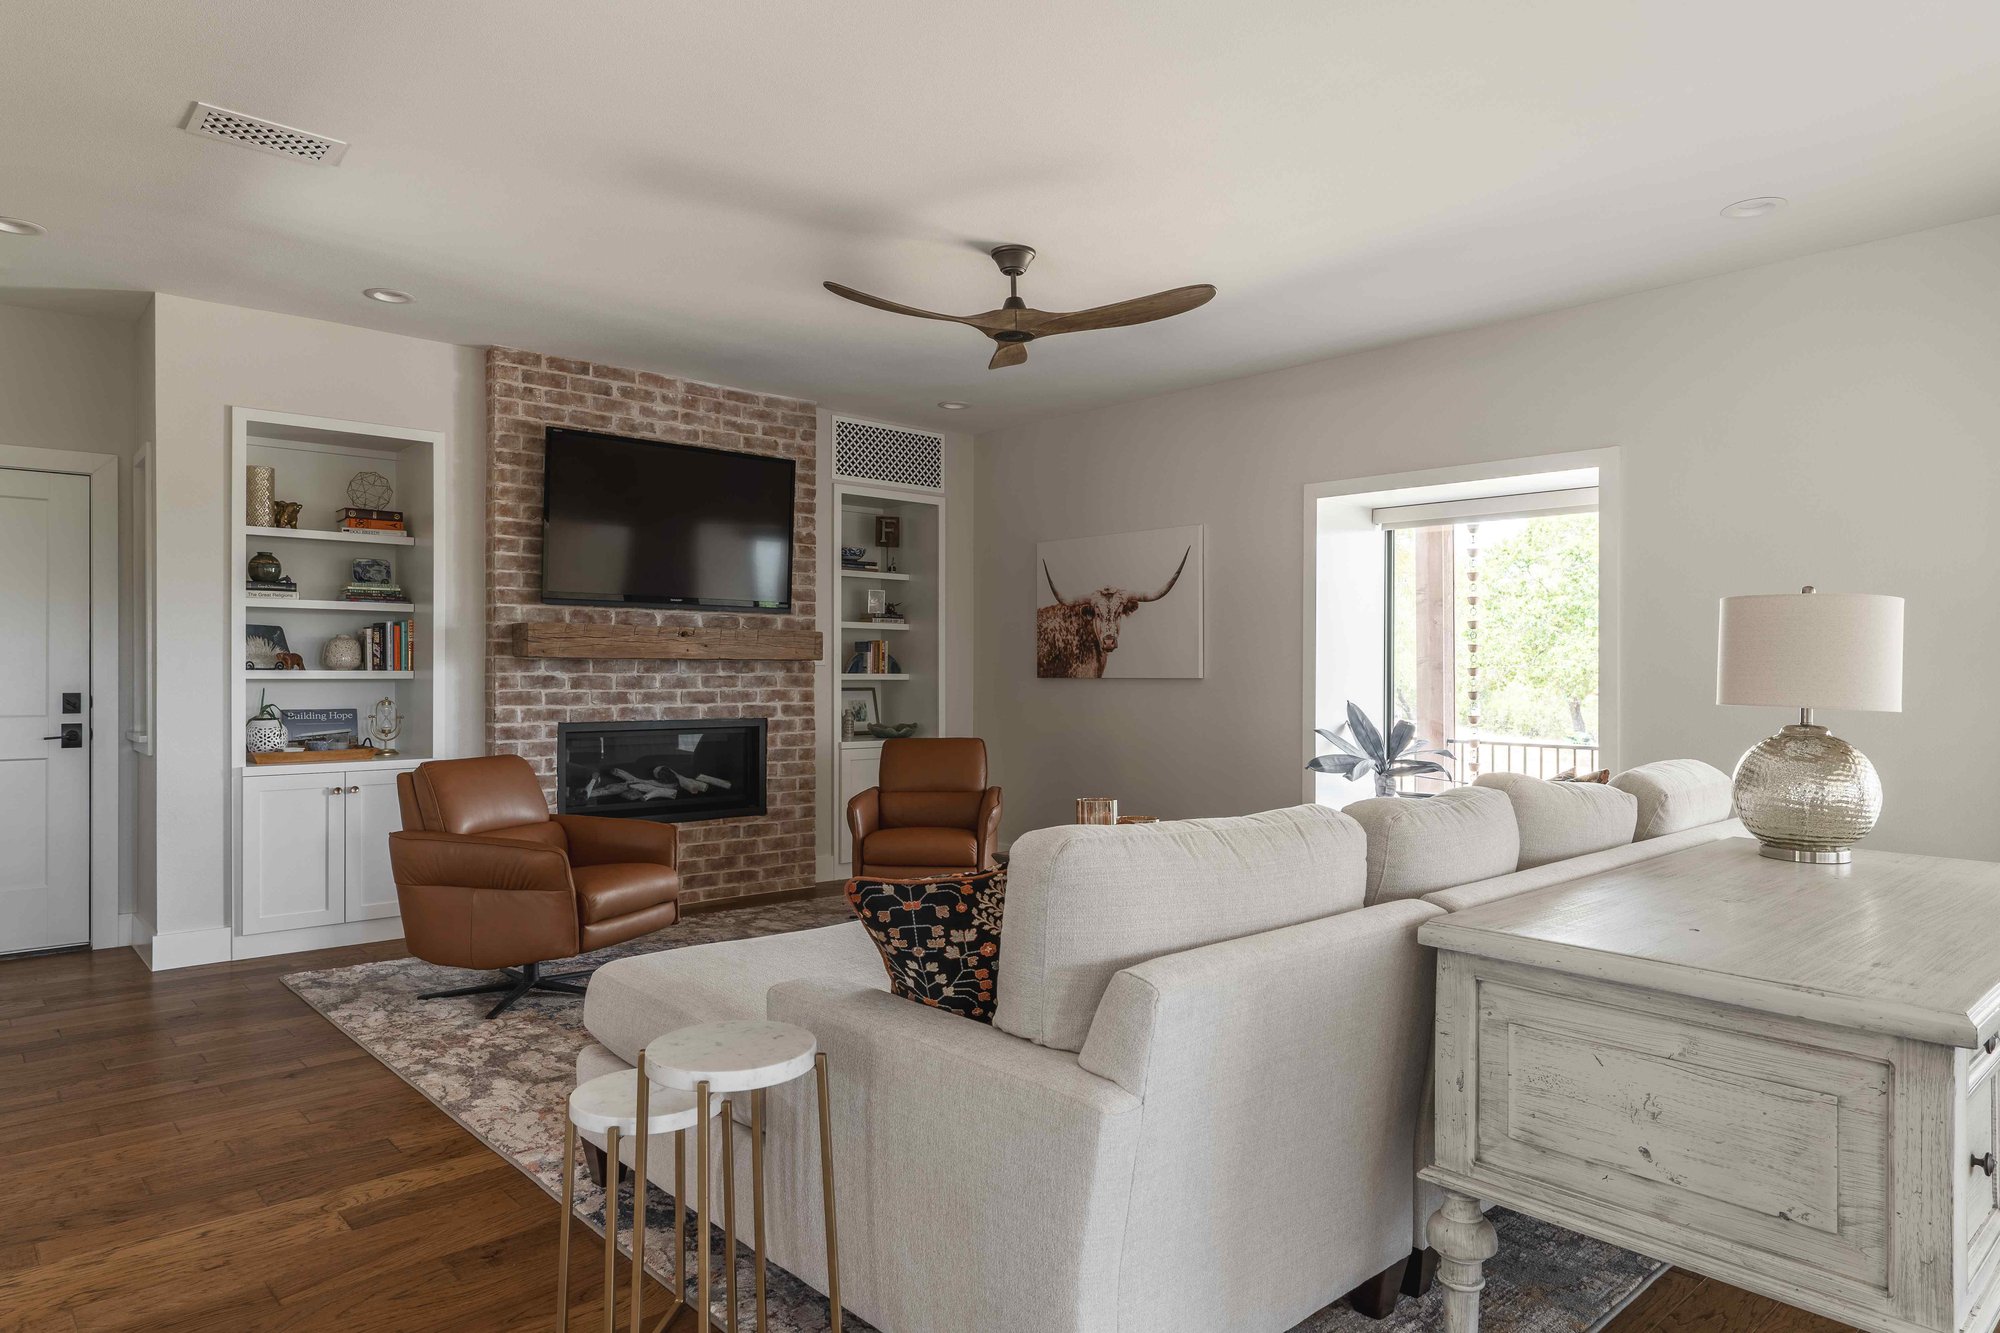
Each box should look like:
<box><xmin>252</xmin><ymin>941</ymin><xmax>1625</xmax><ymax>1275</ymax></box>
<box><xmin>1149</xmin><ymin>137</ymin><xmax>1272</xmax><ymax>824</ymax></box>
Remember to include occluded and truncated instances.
<box><xmin>541</xmin><ymin>427</ymin><xmax>796</xmax><ymax>612</ymax></box>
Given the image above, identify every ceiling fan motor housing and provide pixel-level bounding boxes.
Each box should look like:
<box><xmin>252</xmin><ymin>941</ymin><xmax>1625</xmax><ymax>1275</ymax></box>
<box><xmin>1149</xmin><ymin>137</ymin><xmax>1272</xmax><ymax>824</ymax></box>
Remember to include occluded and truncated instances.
<box><xmin>990</xmin><ymin>244</ymin><xmax>1036</xmax><ymax>276</ymax></box>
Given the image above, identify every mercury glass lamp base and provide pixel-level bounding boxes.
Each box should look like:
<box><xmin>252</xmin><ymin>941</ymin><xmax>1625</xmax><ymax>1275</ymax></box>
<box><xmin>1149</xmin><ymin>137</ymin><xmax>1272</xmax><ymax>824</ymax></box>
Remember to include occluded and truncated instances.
<box><xmin>1732</xmin><ymin>723</ymin><xmax>1881</xmax><ymax>867</ymax></box>
<box><xmin>1757</xmin><ymin>844</ymin><xmax>1852</xmax><ymax>865</ymax></box>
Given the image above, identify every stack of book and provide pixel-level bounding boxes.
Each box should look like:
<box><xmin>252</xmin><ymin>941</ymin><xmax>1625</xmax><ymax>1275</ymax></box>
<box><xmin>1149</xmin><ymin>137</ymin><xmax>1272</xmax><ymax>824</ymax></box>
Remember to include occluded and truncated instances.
<box><xmin>338</xmin><ymin>507</ymin><xmax>407</xmax><ymax>535</ymax></box>
<box><xmin>846</xmin><ymin>639</ymin><xmax>897</xmax><ymax>674</ymax></box>
<box><xmin>360</xmin><ymin>620</ymin><xmax>417</xmax><ymax>671</ymax></box>
<box><xmin>245</xmin><ymin>575</ymin><xmax>299</xmax><ymax>601</ymax></box>
<box><xmin>342</xmin><ymin>580</ymin><xmax>407</xmax><ymax>605</ymax></box>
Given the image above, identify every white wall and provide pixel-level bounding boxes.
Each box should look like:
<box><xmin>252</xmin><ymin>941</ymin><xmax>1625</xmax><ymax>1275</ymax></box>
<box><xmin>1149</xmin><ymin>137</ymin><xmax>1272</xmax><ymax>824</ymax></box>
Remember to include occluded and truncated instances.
<box><xmin>0</xmin><ymin>300</ymin><xmax>143</xmax><ymax>921</ymax></box>
<box><xmin>145</xmin><ymin>294</ymin><xmax>484</xmax><ymax>941</ymax></box>
<box><xmin>974</xmin><ymin>214</ymin><xmax>2000</xmax><ymax>859</ymax></box>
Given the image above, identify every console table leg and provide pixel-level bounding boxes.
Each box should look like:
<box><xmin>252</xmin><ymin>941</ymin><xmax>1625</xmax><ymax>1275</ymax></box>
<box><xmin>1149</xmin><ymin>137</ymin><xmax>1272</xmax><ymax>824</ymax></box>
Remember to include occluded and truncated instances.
<box><xmin>1427</xmin><ymin>1192</ymin><xmax>1497</xmax><ymax>1333</ymax></box>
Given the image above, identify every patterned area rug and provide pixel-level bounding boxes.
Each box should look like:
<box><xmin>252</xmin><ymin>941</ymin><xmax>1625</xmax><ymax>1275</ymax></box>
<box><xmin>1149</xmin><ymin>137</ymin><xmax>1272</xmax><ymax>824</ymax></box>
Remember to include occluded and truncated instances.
<box><xmin>283</xmin><ymin>897</ymin><xmax>1662</xmax><ymax>1333</ymax></box>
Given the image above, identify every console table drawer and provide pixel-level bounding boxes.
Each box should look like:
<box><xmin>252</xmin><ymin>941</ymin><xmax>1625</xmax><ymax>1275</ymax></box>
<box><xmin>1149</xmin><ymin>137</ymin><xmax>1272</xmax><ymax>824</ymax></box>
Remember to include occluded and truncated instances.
<box><xmin>1965</xmin><ymin>1071</ymin><xmax>2000</xmax><ymax>1313</ymax></box>
<box><xmin>1466</xmin><ymin>972</ymin><xmax>1890</xmax><ymax>1295</ymax></box>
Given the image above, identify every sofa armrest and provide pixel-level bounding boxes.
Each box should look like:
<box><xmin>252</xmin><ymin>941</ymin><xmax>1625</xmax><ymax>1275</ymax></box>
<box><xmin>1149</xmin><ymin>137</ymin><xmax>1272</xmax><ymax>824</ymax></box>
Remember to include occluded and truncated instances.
<box><xmin>765</xmin><ymin>978</ymin><xmax>1141</xmax><ymax>1332</ymax></box>
<box><xmin>845</xmin><ymin>788</ymin><xmax>880</xmax><ymax>866</ymax></box>
<box><xmin>553</xmin><ymin>813</ymin><xmax>677</xmax><ymax>868</ymax></box>
<box><xmin>975</xmin><ymin>786</ymin><xmax>1003</xmax><ymax>869</ymax></box>
<box><xmin>388</xmin><ymin>829</ymin><xmax>575</xmax><ymax>894</ymax></box>
<box><xmin>1076</xmin><ymin>900</ymin><xmax>1444</xmax><ymax>1327</ymax></box>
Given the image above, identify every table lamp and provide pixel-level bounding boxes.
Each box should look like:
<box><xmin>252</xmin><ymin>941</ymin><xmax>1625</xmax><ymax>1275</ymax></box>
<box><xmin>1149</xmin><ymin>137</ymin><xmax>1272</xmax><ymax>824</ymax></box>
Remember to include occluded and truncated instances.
<box><xmin>1716</xmin><ymin>586</ymin><xmax>1903</xmax><ymax>864</ymax></box>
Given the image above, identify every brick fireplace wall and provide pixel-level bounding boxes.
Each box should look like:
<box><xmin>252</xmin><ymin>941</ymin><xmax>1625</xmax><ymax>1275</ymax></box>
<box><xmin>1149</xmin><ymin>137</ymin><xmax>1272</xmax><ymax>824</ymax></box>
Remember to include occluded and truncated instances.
<box><xmin>484</xmin><ymin>347</ymin><xmax>818</xmax><ymax>904</ymax></box>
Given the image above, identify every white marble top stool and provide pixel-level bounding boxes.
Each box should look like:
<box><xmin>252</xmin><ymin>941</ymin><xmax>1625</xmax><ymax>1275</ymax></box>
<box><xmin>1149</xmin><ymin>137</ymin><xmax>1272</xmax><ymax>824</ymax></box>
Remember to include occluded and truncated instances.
<box><xmin>557</xmin><ymin>1068</ymin><xmax>723</xmax><ymax>1333</ymax></box>
<box><xmin>643</xmin><ymin>1020</ymin><xmax>841</xmax><ymax>1333</ymax></box>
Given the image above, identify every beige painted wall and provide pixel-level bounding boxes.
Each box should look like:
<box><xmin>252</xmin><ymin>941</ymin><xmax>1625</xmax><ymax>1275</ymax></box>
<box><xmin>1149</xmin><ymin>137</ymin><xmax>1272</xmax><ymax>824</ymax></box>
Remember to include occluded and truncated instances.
<box><xmin>974</xmin><ymin>214</ymin><xmax>2000</xmax><ymax>859</ymax></box>
<box><xmin>145</xmin><ymin>294</ymin><xmax>485</xmax><ymax>938</ymax></box>
<box><xmin>0</xmin><ymin>300</ymin><xmax>144</xmax><ymax>920</ymax></box>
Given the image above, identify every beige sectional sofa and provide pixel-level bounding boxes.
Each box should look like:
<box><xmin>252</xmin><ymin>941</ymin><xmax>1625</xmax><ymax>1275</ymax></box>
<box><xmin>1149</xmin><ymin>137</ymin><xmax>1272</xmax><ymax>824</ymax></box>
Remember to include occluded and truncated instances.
<box><xmin>577</xmin><ymin>760</ymin><xmax>1744</xmax><ymax>1333</ymax></box>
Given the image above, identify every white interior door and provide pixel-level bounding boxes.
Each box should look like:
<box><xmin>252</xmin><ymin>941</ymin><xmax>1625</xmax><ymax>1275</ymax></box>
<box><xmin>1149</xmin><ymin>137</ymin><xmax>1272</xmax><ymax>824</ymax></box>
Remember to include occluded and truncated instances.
<box><xmin>0</xmin><ymin>469</ymin><xmax>91</xmax><ymax>955</ymax></box>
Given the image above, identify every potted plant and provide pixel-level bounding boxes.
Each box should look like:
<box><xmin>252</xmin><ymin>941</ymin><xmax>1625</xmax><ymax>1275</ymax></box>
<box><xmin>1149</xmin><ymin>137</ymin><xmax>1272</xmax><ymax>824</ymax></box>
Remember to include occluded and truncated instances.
<box><xmin>1307</xmin><ymin>701</ymin><xmax>1455</xmax><ymax>797</ymax></box>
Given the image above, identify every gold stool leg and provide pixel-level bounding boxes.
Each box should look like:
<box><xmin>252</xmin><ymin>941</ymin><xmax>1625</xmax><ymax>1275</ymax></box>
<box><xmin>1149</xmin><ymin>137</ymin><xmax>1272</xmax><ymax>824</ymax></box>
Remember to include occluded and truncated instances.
<box><xmin>814</xmin><ymin>1053</ymin><xmax>842</xmax><ymax>1333</ymax></box>
<box><xmin>603</xmin><ymin>1125</ymin><xmax>621</xmax><ymax>1333</ymax></box>
<box><xmin>722</xmin><ymin>1101</ymin><xmax>739</xmax><ymax>1333</ymax></box>
<box><xmin>558</xmin><ymin>1118</ymin><xmax>575</xmax><ymax>1333</ymax></box>
<box><xmin>673</xmin><ymin>1127</ymin><xmax>686</xmax><ymax>1311</ymax></box>
<box><xmin>695</xmin><ymin>1081</ymin><xmax>712</xmax><ymax>1333</ymax></box>
<box><xmin>750</xmin><ymin>1089</ymin><xmax>767</xmax><ymax>1333</ymax></box>
<box><xmin>632</xmin><ymin>1054</ymin><xmax>649</xmax><ymax>1333</ymax></box>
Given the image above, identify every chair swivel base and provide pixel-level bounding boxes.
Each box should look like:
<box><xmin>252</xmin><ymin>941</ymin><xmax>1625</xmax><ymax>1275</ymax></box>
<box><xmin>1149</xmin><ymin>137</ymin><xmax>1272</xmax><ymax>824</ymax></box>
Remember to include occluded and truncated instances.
<box><xmin>419</xmin><ymin>959</ymin><xmax>593</xmax><ymax>1018</ymax></box>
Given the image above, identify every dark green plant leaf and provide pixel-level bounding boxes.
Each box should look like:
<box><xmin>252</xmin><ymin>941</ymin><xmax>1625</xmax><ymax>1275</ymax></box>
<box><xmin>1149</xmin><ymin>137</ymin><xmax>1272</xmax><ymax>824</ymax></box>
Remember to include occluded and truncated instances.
<box><xmin>1344</xmin><ymin>700</ymin><xmax>1385</xmax><ymax>762</ymax></box>
<box><xmin>1313</xmin><ymin>727</ymin><xmax>1366</xmax><ymax>758</ymax></box>
<box><xmin>1386</xmin><ymin>759</ymin><xmax>1452</xmax><ymax>779</ymax></box>
<box><xmin>1306</xmin><ymin>753</ymin><xmax>1367</xmax><ymax>776</ymax></box>
<box><xmin>1387</xmin><ymin>719</ymin><xmax>1414</xmax><ymax>760</ymax></box>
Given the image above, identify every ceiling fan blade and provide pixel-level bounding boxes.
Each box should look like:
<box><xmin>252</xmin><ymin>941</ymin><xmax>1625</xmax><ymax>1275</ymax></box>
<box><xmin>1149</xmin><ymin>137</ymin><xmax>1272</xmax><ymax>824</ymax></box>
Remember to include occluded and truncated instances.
<box><xmin>988</xmin><ymin>340</ymin><xmax>1028</xmax><ymax>370</ymax></box>
<box><xmin>822</xmin><ymin>281</ymin><xmax>979</xmax><ymax>326</ymax></box>
<box><xmin>1028</xmin><ymin>284</ymin><xmax>1217</xmax><ymax>336</ymax></box>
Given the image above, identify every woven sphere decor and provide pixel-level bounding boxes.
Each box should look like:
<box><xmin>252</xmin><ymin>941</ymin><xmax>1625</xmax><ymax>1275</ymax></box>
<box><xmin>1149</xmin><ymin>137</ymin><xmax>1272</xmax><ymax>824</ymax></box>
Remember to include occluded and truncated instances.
<box><xmin>347</xmin><ymin>471</ymin><xmax>394</xmax><ymax>508</ymax></box>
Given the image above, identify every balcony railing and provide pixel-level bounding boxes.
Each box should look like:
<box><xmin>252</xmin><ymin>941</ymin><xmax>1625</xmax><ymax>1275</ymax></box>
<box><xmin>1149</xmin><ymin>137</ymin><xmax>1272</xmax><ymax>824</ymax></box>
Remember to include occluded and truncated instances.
<box><xmin>1397</xmin><ymin>737</ymin><xmax>1601</xmax><ymax>792</ymax></box>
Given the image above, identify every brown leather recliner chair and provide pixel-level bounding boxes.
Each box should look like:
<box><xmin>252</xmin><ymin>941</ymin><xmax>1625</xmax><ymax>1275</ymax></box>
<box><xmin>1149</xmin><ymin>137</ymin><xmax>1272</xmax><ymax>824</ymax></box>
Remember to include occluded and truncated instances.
<box><xmin>846</xmin><ymin>737</ymin><xmax>1002</xmax><ymax>879</ymax></box>
<box><xmin>389</xmin><ymin>755</ymin><xmax>680</xmax><ymax>1018</ymax></box>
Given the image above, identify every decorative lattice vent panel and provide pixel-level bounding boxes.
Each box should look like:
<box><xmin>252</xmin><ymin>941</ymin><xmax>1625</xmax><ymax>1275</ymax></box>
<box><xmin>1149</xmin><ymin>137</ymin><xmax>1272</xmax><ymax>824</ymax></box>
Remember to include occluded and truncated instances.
<box><xmin>832</xmin><ymin>417</ymin><xmax>943</xmax><ymax>491</ymax></box>
<box><xmin>182</xmin><ymin>102</ymin><xmax>348</xmax><ymax>165</ymax></box>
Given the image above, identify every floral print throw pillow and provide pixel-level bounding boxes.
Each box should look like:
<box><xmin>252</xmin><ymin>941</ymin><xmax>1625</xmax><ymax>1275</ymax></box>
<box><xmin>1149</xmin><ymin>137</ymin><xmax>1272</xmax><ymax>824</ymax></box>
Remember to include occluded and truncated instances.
<box><xmin>844</xmin><ymin>869</ymin><xmax>1005</xmax><ymax>1022</ymax></box>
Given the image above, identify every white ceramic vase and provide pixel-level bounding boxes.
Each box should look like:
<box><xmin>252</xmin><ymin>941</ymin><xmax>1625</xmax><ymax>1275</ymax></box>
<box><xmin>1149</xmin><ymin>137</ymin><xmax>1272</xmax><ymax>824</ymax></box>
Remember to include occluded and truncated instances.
<box><xmin>321</xmin><ymin>634</ymin><xmax>363</xmax><ymax>671</ymax></box>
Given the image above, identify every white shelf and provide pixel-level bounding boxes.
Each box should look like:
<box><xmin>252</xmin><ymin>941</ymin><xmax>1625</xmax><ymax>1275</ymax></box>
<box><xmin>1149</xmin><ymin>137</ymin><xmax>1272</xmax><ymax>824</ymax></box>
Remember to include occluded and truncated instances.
<box><xmin>840</xmin><ymin>621</ymin><xmax>909</xmax><ymax>631</ymax></box>
<box><xmin>839</xmin><ymin>739</ymin><xmax>887</xmax><ymax>750</ymax></box>
<box><xmin>244</xmin><ymin>599</ymin><xmax>416</xmax><ymax>613</ymax></box>
<box><xmin>244</xmin><ymin>670</ymin><xmax>416</xmax><ymax>681</ymax></box>
<box><xmin>243</xmin><ymin>754</ymin><xmax>428</xmax><ymax>776</ymax></box>
<box><xmin>841</xmin><ymin>673</ymin><xmax>910</xmax><ymax>682</ymax></box>
<box><xmin>840</xmin><ymin>568</ymin><xmax>909</xmax><ymax>581</ymax></box>
<box><xmin>245</xmin><ymin>525</ymin><xmax>414</xmax><ymax>547</ymax></box>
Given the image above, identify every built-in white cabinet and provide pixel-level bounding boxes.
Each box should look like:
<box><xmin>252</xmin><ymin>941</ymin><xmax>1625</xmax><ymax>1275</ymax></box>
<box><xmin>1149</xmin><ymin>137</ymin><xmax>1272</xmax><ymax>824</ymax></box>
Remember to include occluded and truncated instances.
<box><xmin>835</xmin><ymin>741</ymin><xmax>885</xmax><ymax>864</ymax></box>
<box><xmin>226</xmin><ymin>407</ymin><xmax>452</xmax><ymax>958</ymax></box>
<box><xmin>239</xmin><ymin>762</ymin><xmax>416</xmax><ymax>936</ymax></box>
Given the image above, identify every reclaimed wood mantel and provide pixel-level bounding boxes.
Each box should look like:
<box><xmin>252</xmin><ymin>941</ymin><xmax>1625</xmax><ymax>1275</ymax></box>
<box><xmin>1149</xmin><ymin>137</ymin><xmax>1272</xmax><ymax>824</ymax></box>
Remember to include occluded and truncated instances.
<box><xmin>509</xmin><ymin>621</ymin><xmax>824</xmax><ymax>662</ymax></box>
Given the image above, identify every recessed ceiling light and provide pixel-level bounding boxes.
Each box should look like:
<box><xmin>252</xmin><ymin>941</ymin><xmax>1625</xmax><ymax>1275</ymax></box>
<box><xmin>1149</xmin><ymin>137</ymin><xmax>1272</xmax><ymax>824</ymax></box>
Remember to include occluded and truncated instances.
<box><xmin>362</xmin><ymin>287</ymin><xmax>414</xmax><ymax>304</ymax></box>
<box><xmin>0</xmin><ymin>216</ymin><xmax>48</xmax><ymax>236</ymax></box>
<box><xmin>936</xmin><ymin>401</ymin><xmax>970</xmax><ymax>411</ymax></box>
<box><xmin>1720</xmin><ymin>197</ymin><xmax>1787</xmax><ymax>219</ymax></box>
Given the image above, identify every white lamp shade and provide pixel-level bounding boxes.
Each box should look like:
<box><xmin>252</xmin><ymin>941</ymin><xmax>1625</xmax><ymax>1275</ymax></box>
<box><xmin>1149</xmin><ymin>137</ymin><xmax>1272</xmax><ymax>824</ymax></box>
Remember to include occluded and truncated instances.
<box><xmin>1716</xmin><ymin>591</ymin><xmax>1903</xmax><ymax>712</ymax></box>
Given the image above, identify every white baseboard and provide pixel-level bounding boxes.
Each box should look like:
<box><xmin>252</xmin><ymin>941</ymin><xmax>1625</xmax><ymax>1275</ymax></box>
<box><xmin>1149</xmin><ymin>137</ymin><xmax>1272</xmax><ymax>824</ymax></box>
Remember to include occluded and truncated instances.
<box><xmin>138</xmin><ymin>923</ymin><xmax>233</xmax><ymax>972</ymax></box>
<box><xmin>229</xmin><ymin>916</ymin><xmax>404</xmax><ymax>962</ymax></box>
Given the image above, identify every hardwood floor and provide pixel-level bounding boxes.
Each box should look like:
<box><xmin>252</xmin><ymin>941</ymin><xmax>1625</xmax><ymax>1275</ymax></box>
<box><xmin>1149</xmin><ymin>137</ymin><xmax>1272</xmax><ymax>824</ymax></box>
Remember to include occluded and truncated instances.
<box><xmin>0</xmin><ymin>933</ymin><xmax>1851</xmax><ymax>1332</ymax></box>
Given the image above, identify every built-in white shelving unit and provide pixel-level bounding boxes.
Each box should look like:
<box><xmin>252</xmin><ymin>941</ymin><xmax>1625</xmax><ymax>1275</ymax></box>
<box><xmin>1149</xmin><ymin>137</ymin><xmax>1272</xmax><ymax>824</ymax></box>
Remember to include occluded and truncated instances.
<box><xmin>228</xmin><ymin>407</ymin><xmax>451</xmax><ymax>961</ymax></box>
<box><xmin>832</xmin><ymin>479</ymin><xmax>946</xmax><ymax>868</ymax></box>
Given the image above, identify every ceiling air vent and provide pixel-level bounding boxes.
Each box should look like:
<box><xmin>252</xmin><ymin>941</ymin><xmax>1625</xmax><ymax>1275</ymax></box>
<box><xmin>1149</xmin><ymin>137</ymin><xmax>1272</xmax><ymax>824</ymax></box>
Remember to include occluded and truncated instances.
<box><xmin>832</xmin><ymin>417</ymin><xmax>944</xmax><ymax>492</ymax></box>
<box><xmin>182</xmin><ymin>102</ymin><xmax>348</xmax><ymax>165</ymax></box>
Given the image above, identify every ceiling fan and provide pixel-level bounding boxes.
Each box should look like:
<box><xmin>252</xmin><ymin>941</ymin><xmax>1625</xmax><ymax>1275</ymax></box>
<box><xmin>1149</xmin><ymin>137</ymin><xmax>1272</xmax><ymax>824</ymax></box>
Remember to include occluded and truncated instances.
<box><xmin>823</xmin><ymin>244</ymin><xmax>1215</xmax><ymax>370</ymax></box>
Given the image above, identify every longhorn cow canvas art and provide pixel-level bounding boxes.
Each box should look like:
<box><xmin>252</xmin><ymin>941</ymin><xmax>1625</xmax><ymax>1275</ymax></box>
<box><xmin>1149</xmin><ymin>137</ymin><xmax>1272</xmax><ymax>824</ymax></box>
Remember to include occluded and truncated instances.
<box><xmin>1035</xmin><ymin>525</ymin><xmax>1204</xmax><ymax>678</ymax></box>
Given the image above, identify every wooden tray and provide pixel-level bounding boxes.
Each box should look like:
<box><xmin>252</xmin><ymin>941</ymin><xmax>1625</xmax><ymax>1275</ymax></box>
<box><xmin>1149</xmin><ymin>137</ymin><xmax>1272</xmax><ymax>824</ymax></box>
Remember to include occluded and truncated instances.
<box><xmin>247</xmin><ymin>747</ymin><xmax>383</xmax><ymax>766</ymax></box>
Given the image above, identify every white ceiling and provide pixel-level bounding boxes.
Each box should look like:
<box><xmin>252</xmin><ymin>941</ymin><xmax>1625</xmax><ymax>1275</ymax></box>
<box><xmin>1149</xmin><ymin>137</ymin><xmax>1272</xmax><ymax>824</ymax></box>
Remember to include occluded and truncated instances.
<box><xmin>4</xmin><ymin>1</ymin><xmax>1998</xmax><ymax>430</ymax></box>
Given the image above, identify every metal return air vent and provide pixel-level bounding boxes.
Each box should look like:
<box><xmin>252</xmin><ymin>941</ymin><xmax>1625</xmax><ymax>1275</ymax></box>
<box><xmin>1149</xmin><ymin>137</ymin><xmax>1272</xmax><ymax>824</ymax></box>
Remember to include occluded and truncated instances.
<box><xmin>832</xmin><ymin>417</ymin><xmax>944</xmax><ymax>491</ymax></box>
<box><xmin>182</xmin><ymin>102</ymin><xmax>348</xmax><ymax>165</ymax></box>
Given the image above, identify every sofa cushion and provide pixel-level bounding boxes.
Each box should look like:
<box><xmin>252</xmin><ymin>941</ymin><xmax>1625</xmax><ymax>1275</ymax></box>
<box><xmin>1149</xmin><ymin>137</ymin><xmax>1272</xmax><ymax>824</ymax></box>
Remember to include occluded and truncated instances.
<box><xmin>1343</xmin><ymin>786</ymin><xmax>1519</xmax><ymax>904</ymax></box>
<box><xmin>1611</xmin><ymin>759</ymin><xmax>1737</xmax><ymax>839</ymax></box>
<box><xmin>1473</xmin><ymin>771</ymin><xmax>1638</xmax><ymax>869</ymax></box>
<box><xmin>846</xmin><ymin>869</ymin><xmax>1006</xmax><ymax>1022</ymax></box>
<box><xmin>995</xmin><ymin>803</ymin><xmax>1366</xmax><ymax>1052</ymax></box>
<box><xmin>583</xmin><ymin>921</ymin><xmax>886</xmax><ymax>1127</ymax></box>
<box><xmin>864</xmin><ymin>825</ymin><xmax>979</xmax><ymax>867</ymax></box>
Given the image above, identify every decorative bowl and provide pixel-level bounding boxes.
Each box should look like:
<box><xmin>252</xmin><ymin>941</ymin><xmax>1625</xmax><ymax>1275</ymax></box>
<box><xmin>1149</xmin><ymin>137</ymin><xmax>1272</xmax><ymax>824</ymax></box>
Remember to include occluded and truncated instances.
<box><xmin>867</xmin><ymin>722</ymin><xmax>918</xmax><ymax>739</ymax></box>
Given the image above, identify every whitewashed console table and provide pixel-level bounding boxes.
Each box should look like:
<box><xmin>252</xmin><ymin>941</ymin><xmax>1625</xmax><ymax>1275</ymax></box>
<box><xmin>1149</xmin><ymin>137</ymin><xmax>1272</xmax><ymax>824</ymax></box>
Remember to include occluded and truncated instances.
<box><xmin>1419</xmin><ymin>837</ymin><xmax>2000</xmax><ymax>1333</ymax></box>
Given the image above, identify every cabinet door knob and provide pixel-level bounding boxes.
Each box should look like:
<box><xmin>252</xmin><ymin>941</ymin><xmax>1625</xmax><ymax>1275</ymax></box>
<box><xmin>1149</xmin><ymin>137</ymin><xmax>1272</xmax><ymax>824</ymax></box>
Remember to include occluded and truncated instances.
<box><xmin>1974</xmin><ymin>1152</ymin><xmax>1997</xmax><ymax>1178</ymax></box>
<box><xmin>326</xmin><ymin>787</ymin><xmax>340</xmax><ymax>795</ymax></box>
<box><xmin>344</xmin><ymin>785</ymin><xmax>360</xmax><ymax>794</ymax></box>
<box><xmin>1985</xmin><ymin>1035</ymin><xmax>1997</xmax><ymax>1055</ymax></box>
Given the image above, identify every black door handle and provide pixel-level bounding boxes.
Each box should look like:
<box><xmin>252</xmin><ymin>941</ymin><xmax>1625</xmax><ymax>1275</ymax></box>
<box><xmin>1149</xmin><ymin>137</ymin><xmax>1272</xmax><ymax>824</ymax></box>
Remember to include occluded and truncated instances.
<box><xmin>41</xmin><ymin>725</ymin><xmax>82</xmax><ymax>748</ymax></box>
